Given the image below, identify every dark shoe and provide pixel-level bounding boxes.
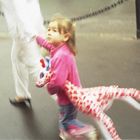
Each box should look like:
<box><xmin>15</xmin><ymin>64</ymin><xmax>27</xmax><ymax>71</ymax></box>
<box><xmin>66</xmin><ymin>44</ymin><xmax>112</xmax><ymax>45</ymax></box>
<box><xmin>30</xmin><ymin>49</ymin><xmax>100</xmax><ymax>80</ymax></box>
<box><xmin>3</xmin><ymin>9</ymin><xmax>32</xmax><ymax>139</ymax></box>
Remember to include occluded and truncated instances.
<box><xmin>9</xmin><ymin>98</ymin><xmax>31</xmax><ymax>107</ymax></box>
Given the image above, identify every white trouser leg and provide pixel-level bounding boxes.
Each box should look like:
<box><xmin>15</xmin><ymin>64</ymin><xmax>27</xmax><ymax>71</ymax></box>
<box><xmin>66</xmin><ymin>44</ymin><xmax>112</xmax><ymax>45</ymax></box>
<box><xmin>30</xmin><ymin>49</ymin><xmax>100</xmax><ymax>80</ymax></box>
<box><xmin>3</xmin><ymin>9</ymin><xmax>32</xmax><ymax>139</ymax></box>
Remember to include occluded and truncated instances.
<box><xmin>11</xmin><ymin>39</ymin><xmax>42</xmax><ymax>98</ymax></box>
<box><xmin>1</xmin><ymin>0</ymin><xmax>46</xmax><ymax>98</ymax></box>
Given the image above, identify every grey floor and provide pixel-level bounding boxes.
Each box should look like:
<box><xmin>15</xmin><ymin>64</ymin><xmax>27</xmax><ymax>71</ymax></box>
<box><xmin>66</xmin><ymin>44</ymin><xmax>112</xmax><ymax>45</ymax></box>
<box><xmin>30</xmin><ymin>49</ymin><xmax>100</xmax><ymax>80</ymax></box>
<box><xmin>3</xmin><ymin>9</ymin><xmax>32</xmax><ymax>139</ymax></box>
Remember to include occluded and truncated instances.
<box><xmin>0</xmin><ymin>0</ymin><xmax>140</xmax><ymax>140</ymax></box>
<box><xmin>0</xmin><ymin>35</ymin><xmax>140</xmax><ymax>140</ymax></box>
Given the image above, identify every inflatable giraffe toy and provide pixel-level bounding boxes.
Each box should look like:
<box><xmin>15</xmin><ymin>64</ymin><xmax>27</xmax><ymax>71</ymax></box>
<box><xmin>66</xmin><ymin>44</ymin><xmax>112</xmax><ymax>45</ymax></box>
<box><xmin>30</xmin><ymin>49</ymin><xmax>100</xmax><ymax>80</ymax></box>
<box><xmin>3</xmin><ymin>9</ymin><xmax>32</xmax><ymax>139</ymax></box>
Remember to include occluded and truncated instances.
<box><xmin>64</xmin><ymin>81</ymin><xmax>140</xmax><ymax>140</ymax></box>
<box><xmin>36</xmin><ymin>59</ymin><xmax>140</xmax><ymax>140</ymax></box>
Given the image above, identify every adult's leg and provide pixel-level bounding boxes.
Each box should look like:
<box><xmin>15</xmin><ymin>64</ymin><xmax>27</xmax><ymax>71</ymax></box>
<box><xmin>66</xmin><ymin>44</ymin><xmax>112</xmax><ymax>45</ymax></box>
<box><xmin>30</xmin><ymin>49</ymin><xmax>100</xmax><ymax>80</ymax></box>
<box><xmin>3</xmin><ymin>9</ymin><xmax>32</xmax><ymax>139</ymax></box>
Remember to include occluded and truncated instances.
<box><xmin>9</xmin><ymin>39</ymin><xmax>42</xmax><ymax>105</ymax></box>
<box><xmin>4</xmin><ymin>0</ymin><xmax>45</xmax><ymax>105</ymax></box>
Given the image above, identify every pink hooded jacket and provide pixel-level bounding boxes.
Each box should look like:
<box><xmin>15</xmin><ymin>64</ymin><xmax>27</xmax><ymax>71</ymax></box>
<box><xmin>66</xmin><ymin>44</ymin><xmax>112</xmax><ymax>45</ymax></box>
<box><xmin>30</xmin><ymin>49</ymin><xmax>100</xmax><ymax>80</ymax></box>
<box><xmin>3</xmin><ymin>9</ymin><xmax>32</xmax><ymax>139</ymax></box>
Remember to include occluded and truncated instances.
<box><xmin>36</xmin><ymin>36</ymin><xmax>81</xmax><ymax>105</ymax></box>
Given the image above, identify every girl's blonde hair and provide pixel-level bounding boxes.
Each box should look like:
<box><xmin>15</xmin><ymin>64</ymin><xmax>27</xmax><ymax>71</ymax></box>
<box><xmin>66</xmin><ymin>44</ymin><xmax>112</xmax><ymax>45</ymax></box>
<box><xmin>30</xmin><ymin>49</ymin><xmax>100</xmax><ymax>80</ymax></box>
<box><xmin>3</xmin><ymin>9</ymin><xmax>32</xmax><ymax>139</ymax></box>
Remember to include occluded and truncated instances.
<box><xmin>50</xmin><ymin>14</ymin><xmax>77</xmax><ymax>55</ymax></box>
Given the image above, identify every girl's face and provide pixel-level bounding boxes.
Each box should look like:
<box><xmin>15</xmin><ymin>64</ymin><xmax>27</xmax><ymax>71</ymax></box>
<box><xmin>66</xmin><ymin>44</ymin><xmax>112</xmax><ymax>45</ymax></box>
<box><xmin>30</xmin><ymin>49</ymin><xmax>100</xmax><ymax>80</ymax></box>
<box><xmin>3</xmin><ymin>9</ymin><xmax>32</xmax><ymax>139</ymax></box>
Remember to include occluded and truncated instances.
<box><xmin>47</xmin><ymin>21</ymin><xmax>66</xmax><ymax>46</ymax></box>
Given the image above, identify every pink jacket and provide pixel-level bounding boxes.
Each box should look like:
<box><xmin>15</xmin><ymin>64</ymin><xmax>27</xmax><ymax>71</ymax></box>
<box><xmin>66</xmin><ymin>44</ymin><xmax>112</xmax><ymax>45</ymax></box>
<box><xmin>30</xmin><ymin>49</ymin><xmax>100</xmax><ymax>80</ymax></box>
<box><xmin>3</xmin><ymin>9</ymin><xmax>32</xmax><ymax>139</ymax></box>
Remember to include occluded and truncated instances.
<box><xmin>36</xmin><ymin>36</ymin><xmax>81</xmax><ymax>105</ymax></box>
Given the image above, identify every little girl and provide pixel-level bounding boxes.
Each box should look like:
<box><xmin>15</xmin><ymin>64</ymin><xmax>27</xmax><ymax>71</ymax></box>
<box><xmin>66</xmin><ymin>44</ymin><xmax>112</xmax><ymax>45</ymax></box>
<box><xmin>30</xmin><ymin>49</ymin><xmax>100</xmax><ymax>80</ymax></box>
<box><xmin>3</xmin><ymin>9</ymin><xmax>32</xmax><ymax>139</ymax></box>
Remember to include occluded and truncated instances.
<box><xmin>34</xmin><ymin>15</ymin><xmax>96</xmax><ymax>139</ymax></box>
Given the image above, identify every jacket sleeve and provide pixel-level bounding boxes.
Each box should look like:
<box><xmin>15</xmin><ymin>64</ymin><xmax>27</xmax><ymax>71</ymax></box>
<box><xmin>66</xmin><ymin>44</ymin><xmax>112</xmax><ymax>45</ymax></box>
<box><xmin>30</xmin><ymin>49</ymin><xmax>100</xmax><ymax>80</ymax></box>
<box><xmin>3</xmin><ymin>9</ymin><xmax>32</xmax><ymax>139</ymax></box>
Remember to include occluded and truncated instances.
<box><xmin>47</xmin><ymin>55</ymin><xmax>69</xmax><ymax>95</ymax></box>
<box><xmin>36</xmin><ymin>36</ymin><xmax>53</xmax><ymax>51</ymax></box>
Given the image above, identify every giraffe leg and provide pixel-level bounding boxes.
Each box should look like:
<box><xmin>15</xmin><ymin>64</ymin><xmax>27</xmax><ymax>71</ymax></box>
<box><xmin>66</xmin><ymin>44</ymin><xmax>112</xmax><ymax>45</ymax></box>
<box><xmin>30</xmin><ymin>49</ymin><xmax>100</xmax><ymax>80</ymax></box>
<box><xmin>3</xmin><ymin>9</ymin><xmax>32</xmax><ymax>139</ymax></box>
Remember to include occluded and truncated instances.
<box><xmin>120</xmin><ymin>97</ymin><xmax>140</xmax><ymax>111</ymax></box>
<box><xmin>116</xmin><ymin>87</ymin><xmax>140</xmax><ymax>100</ymax></box>
<box><xmin>95</xmin><ymin>119</ymin><xmax>113</xmax><ymax>140</ymax></box>
<box><xmin>91</xmin><ymin>105</ymin><xmax>121</xmax><ymax>140</ymax></box>
<box><xmin>96</xmin><ymin>86</ymin><xmax>140</xmax><ymax>101</ymax></box>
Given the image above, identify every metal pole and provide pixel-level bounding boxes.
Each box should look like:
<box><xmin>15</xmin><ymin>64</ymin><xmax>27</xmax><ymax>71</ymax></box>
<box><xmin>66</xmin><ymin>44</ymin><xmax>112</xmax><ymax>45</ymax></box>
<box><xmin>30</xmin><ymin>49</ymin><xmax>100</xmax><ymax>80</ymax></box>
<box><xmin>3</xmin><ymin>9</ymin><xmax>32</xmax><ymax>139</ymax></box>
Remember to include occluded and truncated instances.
<box><xmin>135</xmin><ymin>0</ymin><xmax>140</xmax><ymax>39</ymax></box>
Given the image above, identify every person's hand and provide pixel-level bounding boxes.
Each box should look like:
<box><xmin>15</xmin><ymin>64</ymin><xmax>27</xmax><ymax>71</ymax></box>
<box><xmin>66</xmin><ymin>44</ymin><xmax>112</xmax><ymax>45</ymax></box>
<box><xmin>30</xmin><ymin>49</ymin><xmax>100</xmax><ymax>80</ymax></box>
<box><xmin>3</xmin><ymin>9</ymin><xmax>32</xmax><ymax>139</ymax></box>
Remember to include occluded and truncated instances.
<box><xmin>31</xmin><ymin>35</ymin><xmax>36</xmax><ymax>41</ymax></box>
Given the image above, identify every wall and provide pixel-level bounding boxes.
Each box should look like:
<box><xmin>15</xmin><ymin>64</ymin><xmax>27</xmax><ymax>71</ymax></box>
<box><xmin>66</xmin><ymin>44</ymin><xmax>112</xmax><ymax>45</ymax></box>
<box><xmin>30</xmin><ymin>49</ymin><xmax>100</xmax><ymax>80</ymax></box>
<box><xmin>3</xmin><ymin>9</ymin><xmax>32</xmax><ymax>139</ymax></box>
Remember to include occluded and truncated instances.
<box><xmin>0</xmin><ymin>0</ymin><xmax>136</xmax><ymax>39</ymax></box>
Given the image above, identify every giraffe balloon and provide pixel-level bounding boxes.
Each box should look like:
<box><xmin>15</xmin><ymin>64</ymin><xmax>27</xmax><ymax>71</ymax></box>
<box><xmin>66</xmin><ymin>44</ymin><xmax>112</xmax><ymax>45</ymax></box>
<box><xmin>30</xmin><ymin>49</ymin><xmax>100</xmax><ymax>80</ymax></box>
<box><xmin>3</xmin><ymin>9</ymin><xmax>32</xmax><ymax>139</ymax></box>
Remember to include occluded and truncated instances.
<box><xmin>36</xmin><ymin>59</ymin><xmax>140</xmax><ymax>140</ymax></box>
<box><xmin>64</xmin><ymin>81</ymin><xmax>140</xmax><ymax>140</ymax></box>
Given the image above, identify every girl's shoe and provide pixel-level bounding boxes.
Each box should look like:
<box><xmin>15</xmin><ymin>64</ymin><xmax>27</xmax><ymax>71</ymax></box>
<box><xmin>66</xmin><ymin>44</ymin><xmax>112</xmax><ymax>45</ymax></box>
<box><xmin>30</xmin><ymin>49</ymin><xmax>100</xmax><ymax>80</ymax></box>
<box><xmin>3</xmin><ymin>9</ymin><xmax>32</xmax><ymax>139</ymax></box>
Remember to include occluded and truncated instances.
<box><xmin>59</xmin><ymin>119</ymin><xmax>97</xmax><ymax>140</ymax></box>
<box><xmin>59</xmin><ymin>129</ymin><xmax>70</xmax><ymax>140</ymax></box>
<box><xmin>59</xmin><ymin>128</ymin><xmax>97</xmax><ymax>140</ymax></box>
